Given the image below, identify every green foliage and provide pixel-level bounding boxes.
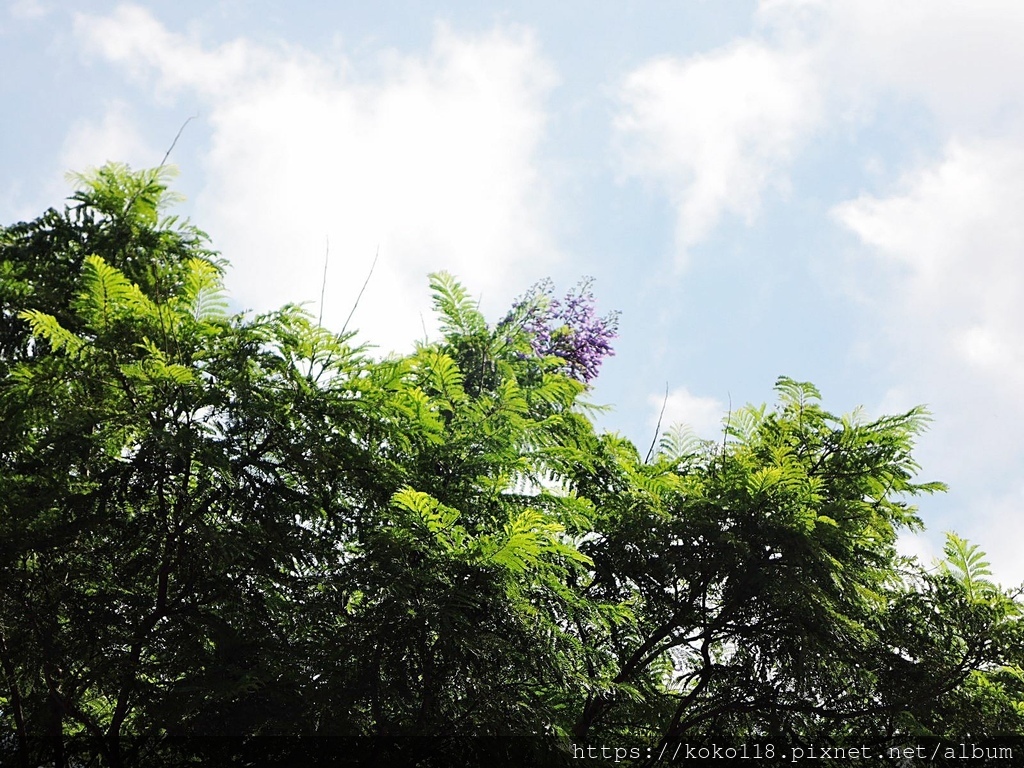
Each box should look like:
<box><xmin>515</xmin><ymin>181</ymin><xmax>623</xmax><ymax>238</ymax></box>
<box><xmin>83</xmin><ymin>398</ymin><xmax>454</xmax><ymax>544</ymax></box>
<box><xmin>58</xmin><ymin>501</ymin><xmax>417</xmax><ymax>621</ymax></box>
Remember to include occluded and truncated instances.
<box><xmin>66</xmin><ymin>163</ymin><xmax>184</xmax><ymax>226</ymax></box>
<box><xmin>17</xmin><ymin>309</ymin><xmax>87</xmax><ymax>359</ymax></box>
<box><xmin>0</xmin><ymin>165</ymin><xmax>1021</xmax><ymax>767</ymax></box>
<box><xmin>941</xmin><ymin>531</ymin><xmax>998</xmax><ymax>602</ymax></box>
<box><xmin>429</xmin><ymin>270</ymin><xmax>487</xmax><ymax>337</ymax></box>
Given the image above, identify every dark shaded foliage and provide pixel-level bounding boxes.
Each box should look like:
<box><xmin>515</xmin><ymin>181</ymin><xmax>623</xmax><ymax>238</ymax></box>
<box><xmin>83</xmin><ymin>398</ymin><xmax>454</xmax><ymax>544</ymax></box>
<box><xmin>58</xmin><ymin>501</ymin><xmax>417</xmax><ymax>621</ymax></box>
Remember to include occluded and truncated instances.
<box><xmin>1</xmin><ymin>165</ymin><xmax>1021</xmax><ymax>767</ymax></box>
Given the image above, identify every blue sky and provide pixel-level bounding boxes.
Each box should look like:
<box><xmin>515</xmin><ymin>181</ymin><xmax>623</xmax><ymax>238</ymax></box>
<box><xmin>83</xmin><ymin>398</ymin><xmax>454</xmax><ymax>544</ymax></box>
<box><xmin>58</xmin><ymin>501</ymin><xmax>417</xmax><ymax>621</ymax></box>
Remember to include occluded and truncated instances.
<box><xmin>3</xmin><ymin>1</ymin><xmax>1023</xmax><ymax>586</ymax></box>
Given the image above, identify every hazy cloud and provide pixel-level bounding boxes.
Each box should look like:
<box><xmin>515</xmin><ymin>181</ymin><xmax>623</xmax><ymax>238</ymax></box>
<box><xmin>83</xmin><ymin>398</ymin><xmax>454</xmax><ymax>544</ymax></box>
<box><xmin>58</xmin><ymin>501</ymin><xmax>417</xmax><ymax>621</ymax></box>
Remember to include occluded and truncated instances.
<box><xmin>75</xmin><ymin>6</ymin><xmax>559</xmax><ymax>352</ymax></box>
<box><xmin>614</xmin><ymin>0</ymin><xmax>1024</xmax><ymax>265</ymax></box>
<box><xmin>758</xmin><ymin>0</ymin><xmax>1024</xmax><ymax>133</ymax></box>
<box><xmin>60</xmin><ymin>100</ymin><xmax>156</xmax><ymax>175</ymax></box>
<box><xmin>835</xmin><ymin>139</ymin><xmax>1024</xmax><ymax>395</ymax></box>
<box><xmin>836</xmin><ymin>139</ymin><xmax>1024</xmax><ymax>587</ymax></box>
<box><xmin>614</xmin><ymin>41</ymin><xmax>820</xmax><ymax>264</ymax></box>
<box><xmin>649</xmin><ymin>386</ymin><xmax>725</xmax><ymax>439</ymax></box>
<box><xmin>8</xmin><ymin>0</ymin><xmax>49</xmax><ymax>21</ymax></box>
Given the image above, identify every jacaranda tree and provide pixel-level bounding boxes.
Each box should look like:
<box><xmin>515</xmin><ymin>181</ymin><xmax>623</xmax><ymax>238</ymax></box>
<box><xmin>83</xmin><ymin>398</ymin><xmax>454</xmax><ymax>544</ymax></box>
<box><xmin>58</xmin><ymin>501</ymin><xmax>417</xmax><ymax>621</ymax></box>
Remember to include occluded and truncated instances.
<box><xmin>1</xmin><ymin>164</ymin><xmax>1021</xmax><ymax>767</ymax></box>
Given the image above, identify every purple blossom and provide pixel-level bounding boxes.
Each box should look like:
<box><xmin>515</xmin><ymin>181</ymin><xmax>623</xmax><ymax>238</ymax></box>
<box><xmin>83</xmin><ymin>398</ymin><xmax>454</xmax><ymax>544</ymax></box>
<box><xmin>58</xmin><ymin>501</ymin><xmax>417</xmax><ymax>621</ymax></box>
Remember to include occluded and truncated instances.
<box><xmin>504</xmin><ymin>277</ymin><xmax>619</xmax><ymax>383</ymax></box>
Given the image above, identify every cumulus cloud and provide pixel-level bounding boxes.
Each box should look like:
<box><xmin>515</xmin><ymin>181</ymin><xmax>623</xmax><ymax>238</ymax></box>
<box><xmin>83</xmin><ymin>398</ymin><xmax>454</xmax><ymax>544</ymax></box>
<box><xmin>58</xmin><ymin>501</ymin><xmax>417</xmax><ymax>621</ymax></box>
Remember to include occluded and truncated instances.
<box><xmin>836</xmin><ymin>139</ymin><xmax>1024</xmax><ymax>587</ymax></box>
<box><xmin>746</xmin><ymin>1</ymin><xmax>1024</xmax><ymax>586</ymax></box>
<box><xmin>965</xmin><ymin>484</ymin><xmax>1024</xmax><ymax>588</ymax></box>
<box><xmin>8</xmin><ymin>0</ymin><xmax>49</xmax><ymax>21</ymax></box>
<box><xmin>614</xmin><ymin>41</ymin><xmax>820</xmax><ymax>264</ymax></box>
<box><xmin>900</xmin><ymin>482</ymin><xmax>1024</xmax><ymax>591</ymax></box>
<box><xmin>60</xmin><ymin>100</ymin><xmax>157</xmax><ymax>175</ymax></box>
<box><xmin>649</xmin><ymin>386</ymin><xmax>725</xmax><ymax>439</ymax></box>
<box><xmin>614</xmin><ymin>0</ymin><xmax>1024</xmax><ymax>266</ymax></box>
<box><xmin>758</xmin><ymin>0</ymin><xmax>1024</xmax><ymax>133</ymax></box>
<box><xmin>74</xmin><ymin>6</ymin><xmax>559</xmax><ymax>353</ymax></box>
<box><xmin>74</xmin><ymin>5</ymin><xmax>257</xmax><ymax>98</ymax></box>
<box><xmin>834</xmin><ymin>139</ymin><xmax>1024</xmax><ymax>394</ymax></box>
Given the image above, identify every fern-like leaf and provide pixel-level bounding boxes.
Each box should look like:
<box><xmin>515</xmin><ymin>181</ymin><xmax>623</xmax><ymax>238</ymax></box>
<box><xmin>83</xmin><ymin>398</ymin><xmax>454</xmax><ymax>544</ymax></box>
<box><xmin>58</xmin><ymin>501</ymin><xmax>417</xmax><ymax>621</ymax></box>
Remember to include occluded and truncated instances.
<box><xmin>775</xmin><ymin>376</ymin><xmax>822</xmax><ymax>409</ymax></box>
<box><xmin>78</xmin><ymin>255</ymin><xmax>140</xmax><ymax>328</ymax></box>
<box><xmin>726</xmin><ymin>404</ymin><xmax>765</xmax><ymax>442</ymax></box>
<box><xmin>429</xmin><ymin>271</ymin><xmax>486</xmax><ymax>337</ymax></box>
<box><xmin>18</xmin><ymin>310</ymin><xmax>87</xmax><ymax>359</ymax></box>
<box><xmin>940</xmin><ymin>532</ymin><xmax>996</xmax><ymax>602</ymax></box>
<box><xmin>658</xmin><ymin>424</ymin><xmax>705</xmax><ymax>461</ymax></box>
<box><xmin>477</xmin><ymin>509</ymin><xmax>591</xmax><ymax>574</ymax></box>
<box><xmin>392</xmin><ymin>488</ymin><xmax>467</xmax><ymax>553</ymax></box>
<box><xmin>183</xmin><ymin>258</ymin><xmax>229</xmax><ymax>322</ymax></box>
<box><xmin>419</xmin><ymin>349</ymin><xmax>466</xmax><ymax>404</ymax></box>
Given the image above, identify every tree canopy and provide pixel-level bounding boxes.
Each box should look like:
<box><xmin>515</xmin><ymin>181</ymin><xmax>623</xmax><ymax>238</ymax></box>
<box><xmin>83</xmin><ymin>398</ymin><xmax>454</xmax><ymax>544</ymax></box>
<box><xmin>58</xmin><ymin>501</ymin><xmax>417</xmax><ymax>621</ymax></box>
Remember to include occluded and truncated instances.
<box><xmin>1</xmin><ymin>164</ymin><xmax>1022</xmax><ymax>766</ymax></box>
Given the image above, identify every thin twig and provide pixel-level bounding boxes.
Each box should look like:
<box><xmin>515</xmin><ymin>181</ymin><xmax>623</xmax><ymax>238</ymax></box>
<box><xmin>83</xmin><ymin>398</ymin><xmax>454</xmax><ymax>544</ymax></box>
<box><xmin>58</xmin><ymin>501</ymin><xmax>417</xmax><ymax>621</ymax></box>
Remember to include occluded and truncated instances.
<box><xmin>645</xmin><ymin>382</ymin><xmax>669</xmax><ymax>464</ymax></box>
<box><xmin>341</xmin><ymin>245</ymin><xmax>380</xmax><ymax>336</ymax></box>
<box><xmin>123</xmin><ymin>115</ymin><xmax>198</xmax><ymax>218</ymax></box>
<box><xmin>318</xmin><ymin>236</ymin><xmax>329</xmax><ymax>327</ymax></box>
<box><xmin>158</xmin><ymin>115</ymin><xmax>197</xmax><ymax>170</ymax></box>
<box><xmin>112</xmin><ymin>113</ymin><xmax>199</xmax><ymax>332</ymax></box>
<box><xmin>721</xmin><ymin>393</ymin><xmax>732</xmax><ymax>455</ymax></box>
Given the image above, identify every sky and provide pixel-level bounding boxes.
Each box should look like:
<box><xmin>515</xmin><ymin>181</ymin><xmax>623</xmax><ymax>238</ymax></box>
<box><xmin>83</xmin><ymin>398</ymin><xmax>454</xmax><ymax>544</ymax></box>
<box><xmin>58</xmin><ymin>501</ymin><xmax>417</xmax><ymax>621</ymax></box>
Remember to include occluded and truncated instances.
<box><xmin>3</xmin><ymin>1</ymin><xmax>1023</xmax><ymax>586</ymax></box>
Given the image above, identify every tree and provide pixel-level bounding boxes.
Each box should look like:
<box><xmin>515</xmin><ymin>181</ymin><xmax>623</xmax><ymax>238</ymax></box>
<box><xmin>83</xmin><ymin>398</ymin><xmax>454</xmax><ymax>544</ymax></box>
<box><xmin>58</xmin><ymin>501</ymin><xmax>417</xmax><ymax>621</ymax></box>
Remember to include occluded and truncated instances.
<box><xmin>566</xmin><ymin>381</ymin><xmax>1024</xmax><ymax>763</ymax></box>
<box><xmin>1</xmin><ymin>164</ymin><xmax>1021</xmax><ymax>766</ymax></box>
<box><xmin>0</xmin><ymin>165</ymin><xmax>614</xmax><ymax>766</ymax></box>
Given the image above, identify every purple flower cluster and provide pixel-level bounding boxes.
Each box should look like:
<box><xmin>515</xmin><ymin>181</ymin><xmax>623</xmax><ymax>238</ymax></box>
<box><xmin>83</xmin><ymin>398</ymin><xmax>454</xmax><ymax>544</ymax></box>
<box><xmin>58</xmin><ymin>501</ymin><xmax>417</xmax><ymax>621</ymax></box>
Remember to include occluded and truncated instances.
<box><xmin>507</xmin><ymin>277</ymin><xmax>620</xmax><ymax>383</ymax></box>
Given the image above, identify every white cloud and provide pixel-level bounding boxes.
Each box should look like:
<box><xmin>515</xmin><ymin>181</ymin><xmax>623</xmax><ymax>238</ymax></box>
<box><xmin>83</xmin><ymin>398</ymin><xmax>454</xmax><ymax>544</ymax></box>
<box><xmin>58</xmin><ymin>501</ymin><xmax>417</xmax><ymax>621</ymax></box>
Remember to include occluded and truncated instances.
<box><xmin>614</xmin><ymin>41</ymin><xmax>820</xmax><ymax>264</ymax></box>
<box><xmin>614</xmin><ymin>0</ymin><xmax>1024</xmax><ymax>267</ymax></box>
<box><xmin>834</xmin><ymin>139</ymin><xmax>1024</xmax><ymax>394</ymax></box>
<box><xmin>903</xmin><ymin>483</ymin><xmax>1024</xmax><ymax>590</ymax></box>
<box><xmin>75</xmin><ymin>6</ymin><xmax>257</xmax><ymax>99</ymax></box>
<box><xmin>895</xmin><ymin>531</ymin><xmax>939</xmax><ymax>573</ymax></box>
<box><xmin>965</xmin><ymin>484</ymin><xmax>1024</xmax><ymax>588</ymax></box>
<box><xmin>74</xmin><ymin>7</ymin><xmax>559</xmax><ymax>353</ymax></box>
<box><xmin>9</xmin><ymin>0</ymin><xmax>48</xmax><ymax>21</ymax></box>
<box><xmin>758</xmin><ymin>0</ymin><xmax>1024</xmax><ymax>133</ymax></box>
<box><xmin>649</xmin><ymin>386</ymin><xmax>725</xmax><ymax>439</ymax></box>
<box><xmin>60</xmin><ymin>101</ymin><xmax>157</xmax><ymax>175</ymax></box>
<box><xmin>834</xmin><ymin>140</ymin><xmax>1024</xmax><ymax>582</ymax></box>
<box><xmin>752</xmin><ymin>1</ymin><xmax>1024</xmax><ymax>587</ymax></box>
<box><xmin>1</xmin><ymin>100</ymin><xmax>156</xmax><ymax>228</ymax></box>
<box><xmin>0</xmin><ymin>183</ymin><xmax>33</xmax><ymax>226</ymax></box>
